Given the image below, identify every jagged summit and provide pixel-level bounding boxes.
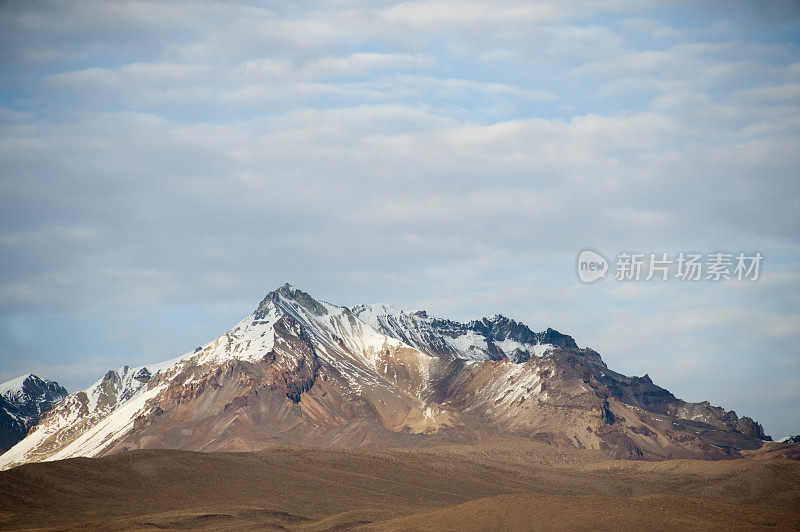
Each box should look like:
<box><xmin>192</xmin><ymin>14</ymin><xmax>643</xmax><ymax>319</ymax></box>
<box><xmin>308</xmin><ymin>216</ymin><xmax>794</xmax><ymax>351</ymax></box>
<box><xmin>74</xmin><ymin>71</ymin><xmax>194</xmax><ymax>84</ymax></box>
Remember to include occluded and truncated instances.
<box><xmin>351</xmin><ymin>304</ymin><xmax>575</xmax><ymax>363</ymax></box>
<box><xmin>467</xmin><ymin>315</ymin><xmax>579</xmax><ymax>352</ymax></box>
<box><xmin>0</xmin><ymin>374</ymin><xmax>66</xmax><ymax>402</ymax></box>
<box><xmin>259</xmin><ymin>287</ymin><xmax>580</xmax><ymax>358</ymax></box>
<box><xmin>0</xmin><ymin>374</ymin><xmax>35</xmax><ymax>397</ymax></box>
<box><xmin>264</xmin><ymin>282</ymin><xmax>301</xmax><ymax>300</ymax></box>
<box><xmin>0</xmin><ymin>287</ymin><xmax>770</xmax><ymax>469</ymax></box>
<box><xmin>0</xmin><ymin>374</ymin><xmax>67</xmax><ymax>455</ymax></box>
<box><xmin>256</xmin><ymin>283</ymin><xmax>334</xmax><ymax>317</ymax></box>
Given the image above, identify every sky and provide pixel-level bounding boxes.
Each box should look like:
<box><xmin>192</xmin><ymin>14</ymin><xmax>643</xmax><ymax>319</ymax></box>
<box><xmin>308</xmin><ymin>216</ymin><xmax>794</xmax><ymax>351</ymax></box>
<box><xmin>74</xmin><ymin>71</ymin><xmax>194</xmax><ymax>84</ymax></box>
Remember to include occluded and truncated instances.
<box><xmin>0</xmin><ymin>0</ymin><xmax>798</xmax><ymax>438</ymax></box>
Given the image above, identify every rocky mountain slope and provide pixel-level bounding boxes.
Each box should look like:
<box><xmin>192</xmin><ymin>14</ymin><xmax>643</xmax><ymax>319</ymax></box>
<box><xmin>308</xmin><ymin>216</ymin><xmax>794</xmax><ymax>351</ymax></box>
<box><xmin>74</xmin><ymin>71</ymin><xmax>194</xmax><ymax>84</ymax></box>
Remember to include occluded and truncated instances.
<box><xmin>0</xmin><ymin>374</ymin><xmax>68</xmax><ymax>455</ymax></box>
<box><xmin>0</xmin><ymin>284</ymin><xmax>769</xmax><ymax>469</ymax></box>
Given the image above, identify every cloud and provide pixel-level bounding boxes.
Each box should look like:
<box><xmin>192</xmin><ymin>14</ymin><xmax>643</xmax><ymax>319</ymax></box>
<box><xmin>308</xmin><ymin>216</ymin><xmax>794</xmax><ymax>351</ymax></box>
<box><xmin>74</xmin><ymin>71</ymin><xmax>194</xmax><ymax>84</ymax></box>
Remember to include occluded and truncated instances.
<box><xmin>2</xmin><ymin>98</ymin><xmax>796</xmax><ymax>306</ymax></box>
<box><xmin>0</xmin><ymin>0</ymin><xmax>799</xmax><ymax>437</ymax></box>
<box><xmin>621</xmin><ymin>17</ymin><xmax>682</xmax><ymax>40</ymax></box>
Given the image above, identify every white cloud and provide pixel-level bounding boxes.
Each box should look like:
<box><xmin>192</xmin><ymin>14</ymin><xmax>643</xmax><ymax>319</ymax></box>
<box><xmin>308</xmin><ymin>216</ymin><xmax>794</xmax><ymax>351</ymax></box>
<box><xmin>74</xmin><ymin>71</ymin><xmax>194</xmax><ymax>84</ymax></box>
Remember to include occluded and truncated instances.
<box><xmin>621</xmin><ymin>17</ymin><xmax>681</xmax><ymax>40</ymax></box>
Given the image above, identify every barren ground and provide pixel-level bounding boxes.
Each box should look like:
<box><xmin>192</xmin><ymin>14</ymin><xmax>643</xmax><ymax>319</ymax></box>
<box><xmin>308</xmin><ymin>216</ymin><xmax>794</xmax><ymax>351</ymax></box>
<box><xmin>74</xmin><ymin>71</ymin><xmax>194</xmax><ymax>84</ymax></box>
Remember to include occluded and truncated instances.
<box><xmin>1</xmin><ymin>441</ymin><xmax>798</xmax><ymax>531</ymax></box>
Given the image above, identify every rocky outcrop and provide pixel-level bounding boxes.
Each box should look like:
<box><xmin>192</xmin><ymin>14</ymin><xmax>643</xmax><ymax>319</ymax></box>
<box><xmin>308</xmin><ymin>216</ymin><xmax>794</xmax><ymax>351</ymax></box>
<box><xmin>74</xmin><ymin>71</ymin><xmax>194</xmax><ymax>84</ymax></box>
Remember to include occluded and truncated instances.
<box><xmin>0</xmin><ymin>375</ymin><xmax>67</xmax><ymax>455</ymax></box>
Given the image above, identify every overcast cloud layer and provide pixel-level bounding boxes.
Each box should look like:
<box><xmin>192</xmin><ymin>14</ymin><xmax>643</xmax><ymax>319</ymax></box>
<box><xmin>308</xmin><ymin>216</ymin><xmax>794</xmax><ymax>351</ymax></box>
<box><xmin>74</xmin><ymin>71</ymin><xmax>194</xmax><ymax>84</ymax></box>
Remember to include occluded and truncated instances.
<box><xmin>1</xmin><ymin>0</ymin><xmax>799</xmax><ymax>437</ymax></box>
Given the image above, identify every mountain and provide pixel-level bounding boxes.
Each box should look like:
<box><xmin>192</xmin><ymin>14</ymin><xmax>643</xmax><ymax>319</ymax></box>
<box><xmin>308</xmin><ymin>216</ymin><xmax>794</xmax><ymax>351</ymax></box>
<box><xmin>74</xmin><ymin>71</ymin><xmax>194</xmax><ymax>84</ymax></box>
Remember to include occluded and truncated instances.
<box><xmin>0</xmin><ymin>374</ymin><xmax>68</xmax><ymax>455</ymax></box>
<box><xmin>0</xmin><ymin>284</ymin><xmax>769</xmax><ymax>469</ymax></box>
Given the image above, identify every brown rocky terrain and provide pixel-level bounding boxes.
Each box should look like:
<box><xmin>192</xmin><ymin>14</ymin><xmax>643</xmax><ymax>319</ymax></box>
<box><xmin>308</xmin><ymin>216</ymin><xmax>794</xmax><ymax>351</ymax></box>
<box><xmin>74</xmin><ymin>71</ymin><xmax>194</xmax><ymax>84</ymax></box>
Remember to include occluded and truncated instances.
<box><xmin>0</xmin><ymin>443</ymin><xmax>798</xmax><ymax>531</ymax></box>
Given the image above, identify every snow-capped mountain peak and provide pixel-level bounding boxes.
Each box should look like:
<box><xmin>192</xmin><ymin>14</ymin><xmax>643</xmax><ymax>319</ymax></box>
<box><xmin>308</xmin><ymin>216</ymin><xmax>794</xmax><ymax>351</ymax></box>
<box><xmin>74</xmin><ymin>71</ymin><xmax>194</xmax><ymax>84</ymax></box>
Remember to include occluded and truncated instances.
<box><xmin>0</xmin><ymin>374</ymin><xmax>67</xmax><ymax>411</ymax></box>
<box><xmin>257</xmin><ymin>283</ymin><xmax>334</xmax><ymax>316</ymax></box>
<box><xmin>0</xmin><ymin>374</ymin><xmax>67</xmax><ymax>455</ymax></box>
<box><xmin>0</xmin><ymin>374</ymin><xmax>36</xmax><ymax>399</ymax></box>
<box><xmin>0</xmin><ymin>284</ymin><xmax>771</xmax><ymax>469</ymax></box>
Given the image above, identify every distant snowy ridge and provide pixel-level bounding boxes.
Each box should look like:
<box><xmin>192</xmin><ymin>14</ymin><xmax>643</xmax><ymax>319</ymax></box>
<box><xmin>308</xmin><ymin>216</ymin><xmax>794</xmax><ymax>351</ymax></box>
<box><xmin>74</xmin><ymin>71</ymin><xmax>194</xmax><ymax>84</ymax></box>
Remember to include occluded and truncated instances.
<box><xmin>351</xmin><ymin>303</ymin><xmax>578</xmax><ymax>363</ymax></box>
<box><xmin>0</xmin><ymin>374</ymin><xmax>67</xmax><ymax>455</ymax></box>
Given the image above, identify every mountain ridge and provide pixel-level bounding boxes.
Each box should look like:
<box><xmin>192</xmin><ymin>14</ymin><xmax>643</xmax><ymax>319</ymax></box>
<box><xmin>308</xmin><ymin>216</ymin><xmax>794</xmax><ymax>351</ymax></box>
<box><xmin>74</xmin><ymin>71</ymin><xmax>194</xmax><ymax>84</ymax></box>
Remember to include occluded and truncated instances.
<box><xmin>0</xmin><ymin>374</ymin><xmax>68</xmax><ymax>455</ymax></box>
<box><xmin>0</xmin><ymin>283</ymin><xmax>768</xmax><ymax>469</ymax></box>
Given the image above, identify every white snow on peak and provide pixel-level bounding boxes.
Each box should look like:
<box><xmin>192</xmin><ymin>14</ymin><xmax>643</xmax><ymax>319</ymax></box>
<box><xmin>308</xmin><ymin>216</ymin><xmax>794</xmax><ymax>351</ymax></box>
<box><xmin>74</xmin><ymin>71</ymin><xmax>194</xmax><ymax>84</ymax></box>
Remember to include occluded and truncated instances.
<box><xmin>352</xmin><ymin>303</ymin><xmax>555</xmax><ymax>362</ymax></box>
<box><xmin>0</xmin><ymin>349</ymin><xmax>196</xmax><ymax>470</ymax></box>
<box><xmin>348</xmin><ymin>303</ymin><xmax>404</xmax><ymax>325</ymax></box>
<box><xmin>0</xmin><ymin>374</ymin><xmax>35</xmax><ymax>399</ymax></box>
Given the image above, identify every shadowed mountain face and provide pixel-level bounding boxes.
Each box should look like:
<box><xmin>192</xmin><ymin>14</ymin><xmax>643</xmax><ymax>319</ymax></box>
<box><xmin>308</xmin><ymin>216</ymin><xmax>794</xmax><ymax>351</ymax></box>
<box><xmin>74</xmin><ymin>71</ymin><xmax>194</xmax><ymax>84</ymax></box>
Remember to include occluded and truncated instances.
<box><xmin>0</xmin><ymin>284</ymin><xmax>769</xmax><ymax>469</ymax></box>
<box><xmin>0</xmin><ymin>375</ymin><xmax>68</xmax><ymax>455</ymax></box>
